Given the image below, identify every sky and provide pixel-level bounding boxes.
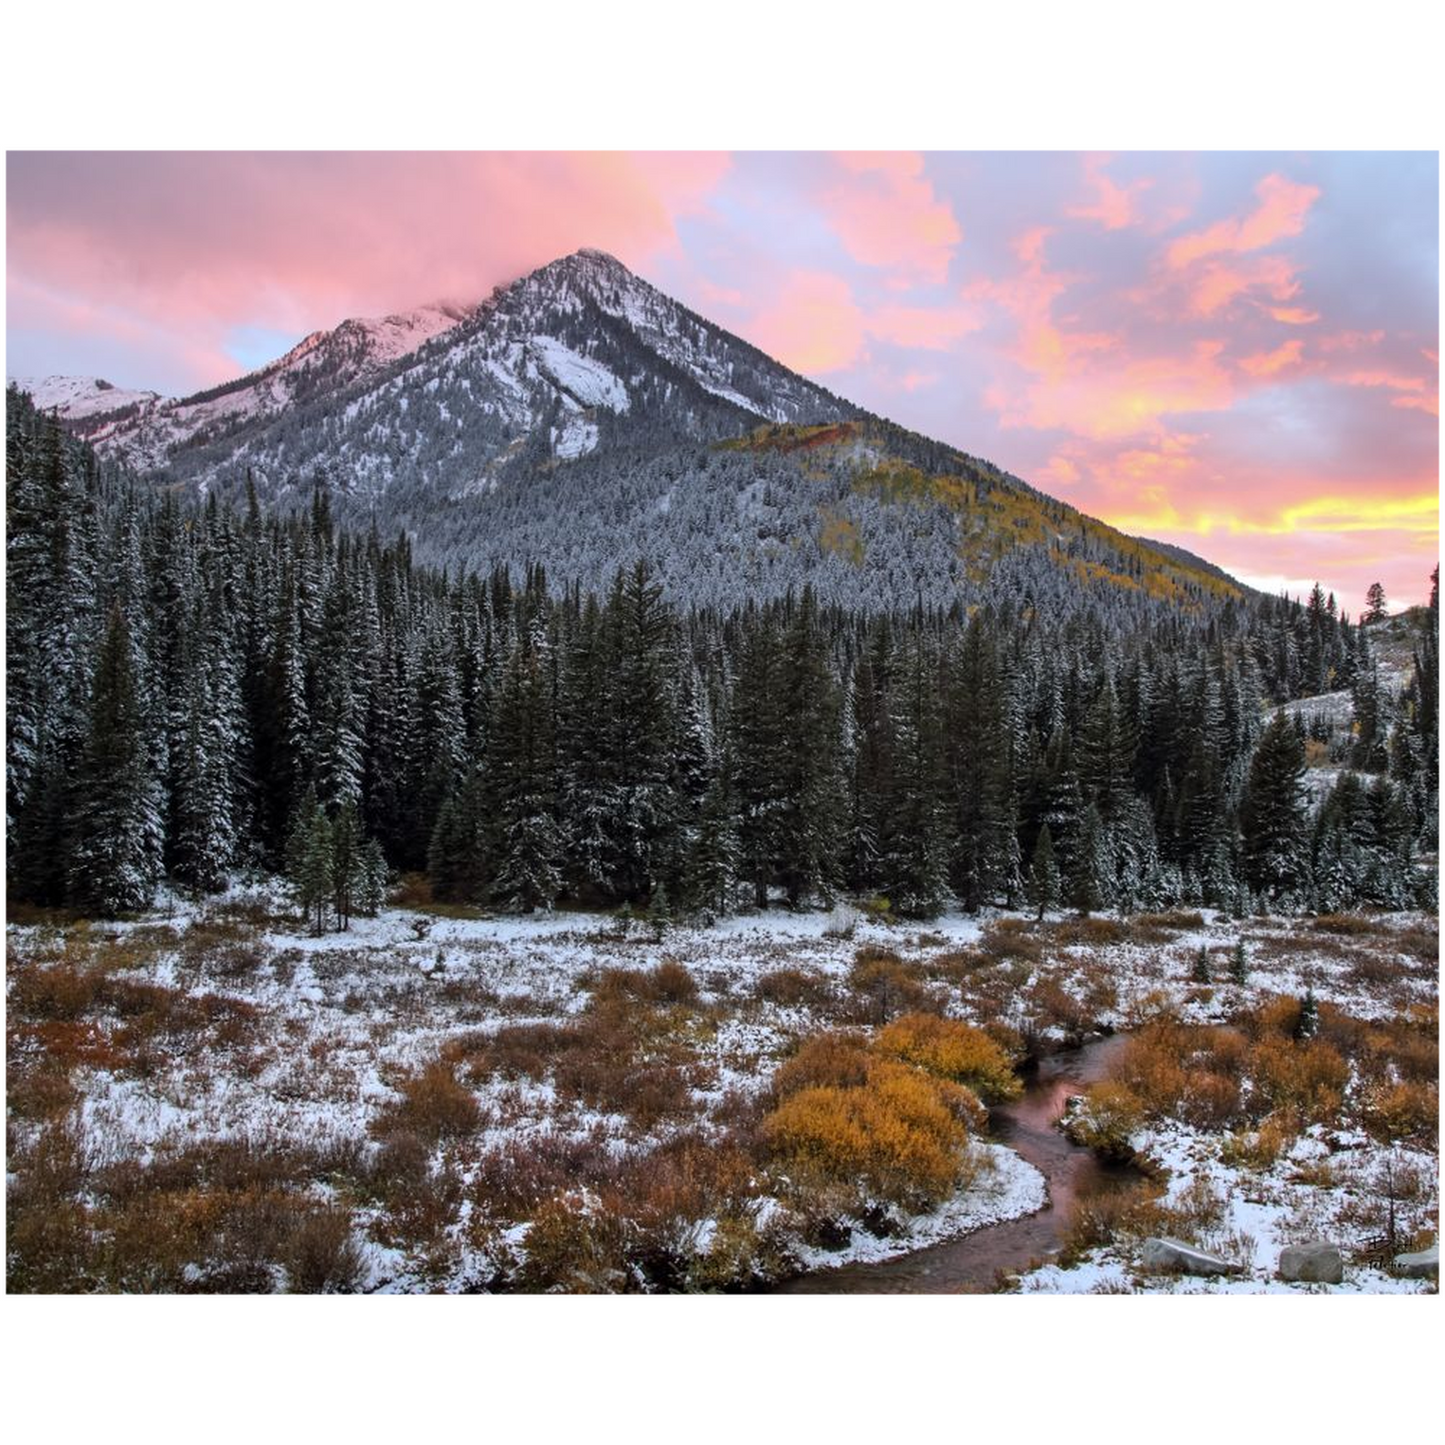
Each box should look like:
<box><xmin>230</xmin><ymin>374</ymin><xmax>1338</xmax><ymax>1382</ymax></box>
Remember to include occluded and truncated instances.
<box><xmin>6</xmin><ymin>150</ymin><xmax>1438</xmax><ymax>610</ymax></box>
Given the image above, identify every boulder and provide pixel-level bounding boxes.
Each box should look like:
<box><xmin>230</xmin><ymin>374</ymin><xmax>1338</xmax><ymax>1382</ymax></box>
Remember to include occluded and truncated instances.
<box><xmin>1394</xmin><ymin>1243</ymin><xmax>1439</xmax><ymax>1279</ymax></box>
<box><xmin>1140</xmin><ymin>1236</ymin><xmax>1242</xmax><ymax>1277</ymax></box>
<box><xmin>1278</xmin><ymin>1242</ymin><xmax>1344</xmax><ymax>1284</ymax></box>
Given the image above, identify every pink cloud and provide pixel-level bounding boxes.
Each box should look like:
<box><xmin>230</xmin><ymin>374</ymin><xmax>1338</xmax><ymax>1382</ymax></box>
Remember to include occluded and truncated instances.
<box><xmin>7</xmin><ymin>152</ymin><xmax>734</xmax><ymax>387</ymax></box>
<box><xmin>821</xmin><ymin>153</ymin><xmax>961</xmax><ymax>283</ymax></box>
<box><xmin>1067</xmin><ymin>154</ymin><xmax>1152</xmax><ymax>230</ymax></box>
<box><xmin>1165</xmin><ymin>173</ymin><xmax>1321</xmax><ymax>269</ymax></box>
<box><xmin>744</xmin><ymin>269</ymin><xmax>867</xmax><ymax>374</ymax></box>
<box><xmin>1238</xmin><ymin>338</ymin><xmax>1304</xmax><ymax>377</ymax></box>
<box><xmin>1318</xmin><ymin>329</ymin><xmax>1387</xmax><ymax>353</ymax></box>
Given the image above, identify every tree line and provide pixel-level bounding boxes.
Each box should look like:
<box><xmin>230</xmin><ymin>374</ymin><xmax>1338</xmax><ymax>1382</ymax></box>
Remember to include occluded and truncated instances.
<box><xmin>7</xmin><ymin>386</ymin><xmax>1437</xmax><ymax>925</ymax></box>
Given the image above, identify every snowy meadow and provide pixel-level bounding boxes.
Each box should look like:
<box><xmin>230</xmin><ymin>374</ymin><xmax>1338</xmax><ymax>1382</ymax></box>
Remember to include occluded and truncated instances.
<box><xmin>7</xmin><ymin>883</ymin><xmax>1437</xmax><ymax>1294</ymax></box>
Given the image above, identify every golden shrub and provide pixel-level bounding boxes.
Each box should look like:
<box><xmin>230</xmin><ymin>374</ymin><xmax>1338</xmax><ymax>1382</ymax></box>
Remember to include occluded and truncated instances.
<box><xmin>1219</xmin><ymin>1109</ymin><xmax>1301</xmax><ymax>1171</ymax></box>
<box><xmin>874</xmin><ymin>1013</ymin><xmax>1021</xmax><ymax>1101</ymax></box>
<box><xmin>1067</xmin><ymin>1081</ymin><xmax>1145</xmax><ymax>1158</ymax></box>
<box><xmin>1248</xmin><ymin>1037</ymin><xmax>1349</xmax><ymax>1123</ymax></box>
<box><xmin>761</xmin><ymin>1055</ymin><xmax>972</xmax><ymax>1211</ymax></box>
<box><xmin>1114</xmin><ymin>1026</ymin><xmax>1191</xmax><ymax>1116</ymax></box>
<box><xmin>845</xmin><ymin>954</ymin><xmax>936</xmax><ymax>1022</ymax></box>
<box><xmin>1181</xmin><ymin>1070</ymin><xmax>1242</xmax><ymax>1129</ymax></box>
<box><xmin>1363</xmin><ymin>1080</ymin><xmax>1438</xmax><ymax>1143</ymax></box>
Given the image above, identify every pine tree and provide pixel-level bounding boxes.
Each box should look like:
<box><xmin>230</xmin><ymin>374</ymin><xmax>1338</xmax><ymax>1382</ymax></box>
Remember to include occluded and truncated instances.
<box><xmin>1230</xmin><ymin>939</ymin><xmax>1249</xmax><ymax>984</ymax></box>
<box><xmin>1068</xmin><ymin>804</ymin><xmax>1109</xmax><ymax>915</ymax></box>
<box><xmin>879</xmin><ymin>628</ymin><xmax>949</xmax><ymax>917</ymax></box>
<box><xmin>686</xmin><ymin>767</ymin><xmax>738</xmax><ymax>919</ymax></box>
<box><xmin>730</xmin><ymin>609</ymin><xmax>785</xmax><ymax>909</ymax></box>
<box><xmin>330</xmin><ymin>795</ymin><xmax>363</xmax><ymax>930</ymax></box>
<box><xmin>485</xmin><ymin>637</ymin><xmax>562</xmax><ymax>912</ymax></box>
<box><xmin>357</xmin><ymin>837</ymin><xmax>388</xmax><ymax>917</ymax></box>
<box><xmin>774</xmin><ymin>587</ymin><xmax>844</xmax><ymax>908</ymax></box>
<box><xmin>427</xmin><ymin>772</ymin><xmax>487</xmax><ymax>903</ymax></box>
<box><xmin>286</xmin><ymin>789</ymin><xmax>334</xmax><ymax>934</ymax></box>
<box><xmin>1191</xmin><ymin>946</ymin><xmax>1211</xmax><ymax>983</ymax></box>
<box><xmin>1363</xmin><ymin>581</ymin><xmax>1388</xmax><ymax>625</ymax></box>
<box><xmin>1025</xmin><ymin>820</ymin><xmax>1061</xmax><ymax>920</ymax></box>
<box><xmin>1241</xmin><ymin>713</ymin><xmax>1311</xmax><ymax>904</ymax></box>
<box><xmin>646</xmin><ymin>879</ymin><xmax>672</xmax><ymax>938</ymax></box>
<box><xmin>1295</xmin><ymin>986</ymin><xmax>1319</xmax><ymax>1040</ymax></box>
<box><xmin>67</xmin><ymin>605</ymin><xmax>164</xmax><ymax>916</ymax></box>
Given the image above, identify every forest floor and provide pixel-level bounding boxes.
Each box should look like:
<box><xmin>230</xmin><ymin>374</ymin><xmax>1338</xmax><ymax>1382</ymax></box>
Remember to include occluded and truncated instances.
<box><xmin>6</xmin><ymin>882</ymin><xmax>1438</xmax><ymax>1293</ymax></box>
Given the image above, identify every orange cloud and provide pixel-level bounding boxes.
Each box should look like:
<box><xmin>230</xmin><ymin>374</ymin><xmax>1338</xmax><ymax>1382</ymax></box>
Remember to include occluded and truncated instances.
<box><xmin>1239</xmin><ymin>339</ymin><xmax>1304</xmax><ymax>377</ymax></box>
<box><xmin>823</xmin><ymin>153</ymin><xmax>961</xmax><ymax>283</ymax></box>
<box><xmin>1166</xmin><ymin>173</ymin><xmax>1321</xmax><ymax>269</ymax></box>
<box><xmin>1392</xmin><ymin>393</ymin><xmax>1439</xmax><ymax>416</ymax></box>
<box><xmin>1266</xmin><ymin>305</ymin><xmax>1320</xmax><ymax>325</ymax></box>
<box><xmin>1067</xmin><ymin>154</ymin><xmax>1151</xmax><ymax>230</ymax></box>
<box><xmin>995</xmin><ymin>341</ymin><xmax>1236</xmax><ymax>440</ymax></box>
<box><xmin>745</xmin><ymin>269</ymin><xmax>866</xmax><ymax>374</ymax></box>
<box><xmin>1185</xmin><ymin>254</ymin><xmax>1301</xmax><ymax>317</ymax></box>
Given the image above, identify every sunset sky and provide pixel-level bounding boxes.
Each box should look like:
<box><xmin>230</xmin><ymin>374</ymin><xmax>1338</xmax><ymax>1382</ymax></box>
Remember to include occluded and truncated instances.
<box><xmin>6</xmin><ymin>150</ymin><xmax>1438</xmax><ymax>610</ymax></box>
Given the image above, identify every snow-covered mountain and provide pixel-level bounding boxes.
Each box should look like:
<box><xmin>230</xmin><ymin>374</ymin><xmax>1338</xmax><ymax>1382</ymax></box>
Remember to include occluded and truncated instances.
<box><xmin>58</xmin><ymin>302</ymin><xmax>476</xmax><ymax>474</ymax></box>
<box><xmin>53</xmin><ymin>249</ymin><xmax>855</xmax><ymax>493</ymax></box>
<box><xmin>8</xmin><ymin>375</ymin><xmax>165</xmax><ymax>422</ymax></box>
<box><xmin>16</xmin><ymin>249</ymin><xmax>1246</xmax><ymax>618</ymax></box>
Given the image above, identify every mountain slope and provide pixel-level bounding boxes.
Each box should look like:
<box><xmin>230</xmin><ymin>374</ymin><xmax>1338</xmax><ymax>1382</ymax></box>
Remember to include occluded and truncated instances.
<box><xmin>20</xmin><ymin>249</ymin><xmax>1247</xmax><ymax>620</ymax></box>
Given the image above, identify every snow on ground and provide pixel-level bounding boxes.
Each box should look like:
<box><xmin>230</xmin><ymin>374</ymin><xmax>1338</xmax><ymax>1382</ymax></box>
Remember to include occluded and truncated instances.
<box><xmin>11</xmin><ymin>375</ymin><xmax>164</xmax><ymax>419</ymax></box>
<box><xmin>789</xmin><ymin>1144</ymin><xmax>1046</xmax><ymax>1271</ymax></box>
<box><xmin>531</xmin><ymin>335</ymin><xmax>629</xmax><ymax>413</ymax></box>
<box><xmin>8</xmin><ymin>882</ymin><xmax>1436</xmax><ymax>1292</ymax></box>
<box><xmin>1019</xmin><ymin>1116</ymin><xmax>1437</xmax><ymax>1295</ymax></box>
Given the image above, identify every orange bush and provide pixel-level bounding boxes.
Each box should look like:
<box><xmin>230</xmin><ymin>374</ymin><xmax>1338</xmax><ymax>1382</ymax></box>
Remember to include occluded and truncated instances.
<box><xmin>846</xmin><ymin>953</ymin><xmax>936</xmax><ymax>1023</ymax></box>
<box><xmin>762</xmin><ymin>1053</ymin><xmax>975</xmax><ymax>1210</ymax></box>
<box><xmin>1363</xmin><ymin>1081</ymin><xmax>1438</xmax><ymax>1143</ymax></box>
<box><xmin>1248</xmin><ymin>1037</ymin><xmax>1349</xmax><ymax>1123</ymax></box>
<box><xmin>9</xmin><ymin>962</ymin><xmax>105</xmax><ymax>1019</ymax></box>
<box><xmin>515</xmin><ymin>1191</ymin><xmax>629</xmax><ymax>1294</ymax></box>
<box><xmin>1114</xmin><ymin>1026</ymin><xmax>1191</xmax><ymax>1116</ymax></box>
<box><xmin>1181</xmin><ymin>1071</ymin><xmax>1242</xmax><ymax>1129</ymax></box>
<box><xmin>874</xmin><ymin>1013</ymin><xmax>1022</xmax><ymax>1101</ymax></box>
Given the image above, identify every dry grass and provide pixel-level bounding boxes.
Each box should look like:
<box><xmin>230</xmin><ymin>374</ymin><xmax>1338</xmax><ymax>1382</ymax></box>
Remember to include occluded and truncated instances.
<box><xmin>844</xmin><ymin>949</ymin><xmax>942</xmax><ymax>1024</ymax></box>
<box><xmin>6</xmin><ymin>1125</ymin><xmax>367</xmax><ymax>1294</ymax></box>
<box><xmin>754</xmin><ymin>966</ymin><xmax>833</xmax><ymax>1008</ymax></box>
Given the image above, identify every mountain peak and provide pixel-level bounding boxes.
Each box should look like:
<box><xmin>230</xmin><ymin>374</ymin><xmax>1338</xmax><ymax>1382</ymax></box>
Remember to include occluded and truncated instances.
<box><xmin>571</xmin><ymin>246</ymin><xmax>626</xmax><ymax>267</ymax></box>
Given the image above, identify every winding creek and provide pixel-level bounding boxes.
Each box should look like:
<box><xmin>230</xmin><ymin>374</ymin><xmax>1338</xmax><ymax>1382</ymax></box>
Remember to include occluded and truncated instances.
<box><xmin>774</xmin><ymin>1032</ymin><xmax>1136</xmax><ymax>1293</ymax></box>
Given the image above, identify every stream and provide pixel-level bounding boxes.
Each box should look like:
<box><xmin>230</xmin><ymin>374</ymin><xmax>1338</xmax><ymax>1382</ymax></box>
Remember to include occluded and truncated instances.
<box><xmin>772</xmin><ymin>1032</ymin><xmax>1136</xmax><ymax>1293</ymax></box>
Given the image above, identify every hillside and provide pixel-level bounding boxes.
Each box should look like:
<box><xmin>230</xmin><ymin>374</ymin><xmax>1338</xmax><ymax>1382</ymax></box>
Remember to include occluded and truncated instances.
<box><xmin>16</xmin><ymin>249</ymin><xmax>1246</xmax><ymax>618</ymax></box>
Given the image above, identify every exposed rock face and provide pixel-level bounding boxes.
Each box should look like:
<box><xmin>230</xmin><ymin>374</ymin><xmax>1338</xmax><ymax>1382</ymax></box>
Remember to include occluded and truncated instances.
<box><xmin>1140</xmin><ymin>1237</ymin><xmax>1242</xmax><ymax>1277</ymax></box>
<box><xmin>1393</xmin><ymin>1244</ymin><xmax>1439</xmax><ymax>1279</ymax></box>
<box><xmin>1278</xmin><ymin>1242</ymin><xmax>1344</xmax><ymax>1284</ymax></box>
